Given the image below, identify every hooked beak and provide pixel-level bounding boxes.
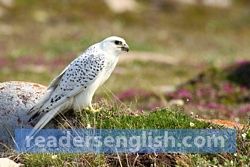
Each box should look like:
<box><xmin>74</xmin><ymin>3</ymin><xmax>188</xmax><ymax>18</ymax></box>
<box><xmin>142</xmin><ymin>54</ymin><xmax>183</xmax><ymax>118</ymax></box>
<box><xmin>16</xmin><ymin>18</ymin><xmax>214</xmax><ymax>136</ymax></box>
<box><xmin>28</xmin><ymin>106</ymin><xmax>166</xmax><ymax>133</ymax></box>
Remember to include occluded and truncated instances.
<box><xmin>121</xmin><ymin>43</ymin><xmax>129</xmax><ymax>52</ymax></box>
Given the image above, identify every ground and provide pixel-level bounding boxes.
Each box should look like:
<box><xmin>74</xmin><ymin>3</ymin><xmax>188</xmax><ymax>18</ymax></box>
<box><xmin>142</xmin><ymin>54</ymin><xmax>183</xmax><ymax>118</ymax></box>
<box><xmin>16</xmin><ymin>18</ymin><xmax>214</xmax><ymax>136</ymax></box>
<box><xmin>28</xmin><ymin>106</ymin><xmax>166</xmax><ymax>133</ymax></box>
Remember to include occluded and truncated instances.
<box><xmin>0</xmin><ymin>0</ymin><xmax>250</xmax><ymax>166</ymax></box>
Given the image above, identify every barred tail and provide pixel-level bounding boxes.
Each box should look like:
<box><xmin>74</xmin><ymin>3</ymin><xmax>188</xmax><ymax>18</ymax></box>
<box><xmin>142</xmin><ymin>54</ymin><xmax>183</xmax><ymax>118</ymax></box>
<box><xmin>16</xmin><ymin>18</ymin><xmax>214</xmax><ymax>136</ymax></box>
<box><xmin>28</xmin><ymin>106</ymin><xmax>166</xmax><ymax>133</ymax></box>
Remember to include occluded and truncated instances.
<box><xmin>27</xmin><ymin>105</ymin><xmax>62</xmax><ymax>138</ymax></box>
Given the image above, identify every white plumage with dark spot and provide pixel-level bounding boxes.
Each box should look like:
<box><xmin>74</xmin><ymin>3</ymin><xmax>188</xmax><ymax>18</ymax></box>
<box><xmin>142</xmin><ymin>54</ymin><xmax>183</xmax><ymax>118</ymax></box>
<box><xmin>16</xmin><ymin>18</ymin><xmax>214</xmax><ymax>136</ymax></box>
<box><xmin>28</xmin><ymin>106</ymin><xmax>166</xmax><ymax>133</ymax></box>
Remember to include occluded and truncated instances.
<box><xmin>28</xmin><ymin>36</ymin><xmax>129</xmax><ymax>136</ymax></box>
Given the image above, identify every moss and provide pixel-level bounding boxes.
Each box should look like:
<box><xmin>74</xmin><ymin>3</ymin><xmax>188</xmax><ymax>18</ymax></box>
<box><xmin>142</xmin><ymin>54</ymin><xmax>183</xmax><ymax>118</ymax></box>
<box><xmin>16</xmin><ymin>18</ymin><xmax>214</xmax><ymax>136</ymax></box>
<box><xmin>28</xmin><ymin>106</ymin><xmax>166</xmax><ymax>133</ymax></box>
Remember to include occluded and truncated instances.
<box><xmin>89</xmin><ymin>107</ymin><xmax>209</xmax><ymax>129</ymax></box>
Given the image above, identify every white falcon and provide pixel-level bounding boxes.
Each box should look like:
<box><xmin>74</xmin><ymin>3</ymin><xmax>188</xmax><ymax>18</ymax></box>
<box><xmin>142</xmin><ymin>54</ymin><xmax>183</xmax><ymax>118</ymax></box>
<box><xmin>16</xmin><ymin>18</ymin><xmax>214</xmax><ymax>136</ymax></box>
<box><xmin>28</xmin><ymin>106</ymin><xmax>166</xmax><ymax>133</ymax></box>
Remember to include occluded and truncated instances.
<box><xmin>28</xmin><ymin>36</ymin><xmax>129</xmax><ymax>134</ymax></box>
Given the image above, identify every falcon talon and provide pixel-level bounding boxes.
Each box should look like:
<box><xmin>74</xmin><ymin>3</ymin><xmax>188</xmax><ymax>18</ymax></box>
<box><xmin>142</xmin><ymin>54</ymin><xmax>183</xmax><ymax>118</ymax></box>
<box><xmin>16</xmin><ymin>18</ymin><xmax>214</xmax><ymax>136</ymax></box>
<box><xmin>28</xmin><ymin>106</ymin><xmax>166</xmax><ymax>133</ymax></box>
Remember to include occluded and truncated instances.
<box><xmin>89</xmin><ymin>107</ymin><xmax>101</xmax><ymax>113</ymax></box>
<box><xmin>84</xmin><ymin>106</ymin><xmax>101</xmax><ymax>113</ymax></box>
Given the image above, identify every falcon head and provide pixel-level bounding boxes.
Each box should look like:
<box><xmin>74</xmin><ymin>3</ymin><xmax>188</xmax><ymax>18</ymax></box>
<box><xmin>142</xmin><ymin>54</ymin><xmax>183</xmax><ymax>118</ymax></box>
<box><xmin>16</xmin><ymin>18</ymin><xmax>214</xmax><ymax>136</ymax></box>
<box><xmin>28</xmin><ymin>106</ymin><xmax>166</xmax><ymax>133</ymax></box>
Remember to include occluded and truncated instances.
<box><xmin>101</xmin><ymin>36</ymin><xmax>129</xmax><ymax>54</ymax></box>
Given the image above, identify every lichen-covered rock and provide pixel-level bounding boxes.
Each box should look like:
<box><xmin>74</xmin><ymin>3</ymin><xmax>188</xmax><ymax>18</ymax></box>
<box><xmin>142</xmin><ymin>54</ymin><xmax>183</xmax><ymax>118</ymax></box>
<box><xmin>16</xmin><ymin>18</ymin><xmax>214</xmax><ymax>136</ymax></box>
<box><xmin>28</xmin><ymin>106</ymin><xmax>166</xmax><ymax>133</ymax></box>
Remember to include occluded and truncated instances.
<box><xmin>0</xmin><ymin>158</ymin><xmax>23</xmax><ymax>167</ymax></box>
<box><xmin>0</xmin><ymin>81</ymin><xmax>46</xmax><ymax>148</ymax></box>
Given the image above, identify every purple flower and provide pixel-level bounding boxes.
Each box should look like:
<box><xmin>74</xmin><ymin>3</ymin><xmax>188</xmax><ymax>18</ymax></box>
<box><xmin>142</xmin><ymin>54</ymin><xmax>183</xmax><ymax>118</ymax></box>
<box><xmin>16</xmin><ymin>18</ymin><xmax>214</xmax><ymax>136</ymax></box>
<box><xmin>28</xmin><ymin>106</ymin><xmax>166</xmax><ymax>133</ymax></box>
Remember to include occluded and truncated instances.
<box><xmin>0</xmin><ymin>57</ymin><xmax>9</xmax><ymax>67</ymax></box>
<box><xmin>237</xmin><ymin>104</ymin><xmax>250</xmax><ymax>113</ymax></box>
<box><xmin>145</xmin><ymin>102</ymin><xmax>163</xmax><ymax>110</ymax></box>
<box><xmin>222</xmin><ymin>83</ymin><xmax>234</xmax><ymax>94</ymax></box>
<box><xmin>117</xmin><ymin>89</ymin><xmax>151</xmax><ymax>101</ymax></box>
<box><xmin>235</xmin><ymin>60</ymin><xmax>250</xmax><ymax>66</ymax></box>
<box><xmin>176</xmin><ymin>89</ymin><xmax>192</xmax><ymax>100</ymax></box>
<box><xmin>205</xmin><ymin>102</ymin><xmax>224</xmax><ymax>110</ymax></box>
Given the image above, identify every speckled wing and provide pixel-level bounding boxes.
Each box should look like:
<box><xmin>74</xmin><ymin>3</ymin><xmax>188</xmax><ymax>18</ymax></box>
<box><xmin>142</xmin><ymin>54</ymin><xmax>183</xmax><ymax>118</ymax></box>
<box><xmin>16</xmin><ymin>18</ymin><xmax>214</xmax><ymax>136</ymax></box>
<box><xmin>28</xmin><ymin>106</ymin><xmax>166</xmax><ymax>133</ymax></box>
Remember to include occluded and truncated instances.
<box><xmin>28</xmin><ymin>65</ymin><xmax>70</xmax><ymax>116</ymax></box>
<box><xmin>29</xmin><ymin>53</ymin><xmax>106</xmax><ymax>120</ymax></box>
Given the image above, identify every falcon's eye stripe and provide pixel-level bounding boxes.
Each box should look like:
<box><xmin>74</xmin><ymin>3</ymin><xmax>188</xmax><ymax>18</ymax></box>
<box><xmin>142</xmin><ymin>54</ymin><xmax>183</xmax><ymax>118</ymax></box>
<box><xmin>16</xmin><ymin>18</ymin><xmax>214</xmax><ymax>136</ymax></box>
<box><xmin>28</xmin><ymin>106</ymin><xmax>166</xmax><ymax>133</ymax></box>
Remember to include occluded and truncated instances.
<box><xmin>114</xmin><ymin>40</ymin><xmax>122</xmax><ymax>45</ymax></box>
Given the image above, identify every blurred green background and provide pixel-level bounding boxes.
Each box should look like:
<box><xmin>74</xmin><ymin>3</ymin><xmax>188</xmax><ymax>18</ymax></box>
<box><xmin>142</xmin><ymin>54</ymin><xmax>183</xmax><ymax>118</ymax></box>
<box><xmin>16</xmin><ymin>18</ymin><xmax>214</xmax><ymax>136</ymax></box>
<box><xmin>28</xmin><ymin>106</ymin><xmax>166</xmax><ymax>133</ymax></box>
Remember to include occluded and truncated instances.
<box><xmin>0</xmin><ymin>0</ymin><xmax>250</xmax><ymax>121</ymax></box>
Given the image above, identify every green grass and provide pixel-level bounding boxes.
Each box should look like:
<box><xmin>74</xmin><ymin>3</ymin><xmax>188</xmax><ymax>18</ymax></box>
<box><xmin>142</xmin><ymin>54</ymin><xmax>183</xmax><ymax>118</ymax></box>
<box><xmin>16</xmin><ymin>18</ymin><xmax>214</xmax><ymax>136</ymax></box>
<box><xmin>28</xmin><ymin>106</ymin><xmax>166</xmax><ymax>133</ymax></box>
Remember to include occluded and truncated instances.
<box><xmin>1</xmin><ymin>1</ymin><xmax>250</xmax><ymax>166</ymax></box>
<box><xmin>0</xmin><ymin>69</ymin><xmax>53</xmax><ymax>85</ymax></box>
<box><xmin>1</xmin><ymin>1</ymin><xmax>250</xmax><ymax>62</ymax></box>
<box><xmin>0</xmin><ymin>60</ymin><xmax>199</xmax><ymax>93</ymax></box>
<box><xmin>103</xmin><ymin>60</ymin><xmax>199</xmax><ymax>93</ymax></box>
<box><xmin>80</xmin><ymin>107</ymin><xmax>209</xmax><ymax>129</ymax></box>
<box><xmin>23</xmin><ymin>153</ymin><xmax>106</xmax><ymax>167</ymax></box>
<box><xmin>19</xmin><ymin>108</ymin><xmax>250</xmax><ymax>166</ymax></box>
<box><xmin>20</xmin><ymin>107</ymin><xmax>211</xmax><ymax>166</ymax></box>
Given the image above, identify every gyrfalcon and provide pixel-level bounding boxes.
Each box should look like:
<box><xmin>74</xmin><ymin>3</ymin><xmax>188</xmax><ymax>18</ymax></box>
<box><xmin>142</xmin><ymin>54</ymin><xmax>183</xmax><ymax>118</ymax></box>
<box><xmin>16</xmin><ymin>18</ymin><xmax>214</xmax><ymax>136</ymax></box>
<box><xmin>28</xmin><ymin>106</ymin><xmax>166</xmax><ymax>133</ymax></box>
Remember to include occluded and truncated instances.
<box><xmin>28</xmin><ymin>36</ymin><xmax>129</xmax><ymax>135</ymax></box>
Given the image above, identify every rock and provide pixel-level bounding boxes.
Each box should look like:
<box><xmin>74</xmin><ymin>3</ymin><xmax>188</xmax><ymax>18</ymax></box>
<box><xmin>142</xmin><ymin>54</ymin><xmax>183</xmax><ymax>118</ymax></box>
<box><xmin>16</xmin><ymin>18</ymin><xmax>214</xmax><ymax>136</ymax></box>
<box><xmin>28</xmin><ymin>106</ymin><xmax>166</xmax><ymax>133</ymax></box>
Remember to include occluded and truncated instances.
<box><xmin>0</xmin><ymin>81</ymin><xmax>46</xmax><ymax>148</ymax></box>
<box><xmin>174</xmin><ymin>0</ymin><xmax>232</xmax><ymax>8</ymax></box>
<box><xmin>0</xmin><ymin>158</ymin><xmax>23</xmax><ymax>167</ymax></box>
<box><xmin>32</xmin><ymin>10</ymin><xmax>49</xmax><ymax>23</ymax></box>
<box><xmin>169</xmin><ymin>99</ymin><xmax>184</xmax><ymax>106</ymax></box>
<box><xmin>198</xmin><ymin>118</ymin><xmax>244</xmax><ymax>129</ymax></box>
<box><xmin>157</xmin><ymin>85</ymin><xmax>176</xmax><ymax>94</ymax></box>
<box><xmin>0</xmin><ymin>0</ymin><xmax>14</xmax><ymax>7</ymax></box>
<box><xmin>104</xmin><ymin>0</ymin><xmax>137</xmax><ymax>13</ymax></box>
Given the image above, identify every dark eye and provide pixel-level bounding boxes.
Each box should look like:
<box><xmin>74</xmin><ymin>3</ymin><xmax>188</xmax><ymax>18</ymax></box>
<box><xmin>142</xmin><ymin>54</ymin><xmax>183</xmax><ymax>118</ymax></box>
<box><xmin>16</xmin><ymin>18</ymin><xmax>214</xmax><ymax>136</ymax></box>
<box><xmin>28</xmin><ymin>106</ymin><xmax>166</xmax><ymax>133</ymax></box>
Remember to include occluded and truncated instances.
<box><xmin>114</xmin><ymin>40</ymin><xmax>122</xmax><ymax>45</ymax></box>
